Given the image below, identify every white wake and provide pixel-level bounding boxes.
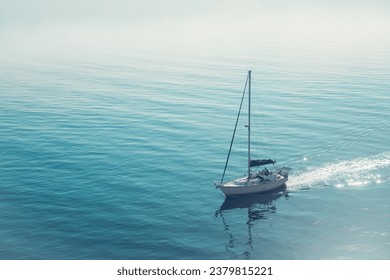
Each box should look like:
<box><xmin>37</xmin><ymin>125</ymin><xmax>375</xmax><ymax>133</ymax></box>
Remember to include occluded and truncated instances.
<box><xmin>287</xmin><ymin>152</ymin><xmax>390</xmax><ymax>190</ymax></box>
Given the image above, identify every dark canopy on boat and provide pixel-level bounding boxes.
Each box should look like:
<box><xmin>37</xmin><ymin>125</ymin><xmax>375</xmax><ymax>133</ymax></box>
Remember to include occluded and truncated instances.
<box><xmin>250</xmin><ymin>159</ymin><xmax>275</xmax><ymax>167</ymax></box>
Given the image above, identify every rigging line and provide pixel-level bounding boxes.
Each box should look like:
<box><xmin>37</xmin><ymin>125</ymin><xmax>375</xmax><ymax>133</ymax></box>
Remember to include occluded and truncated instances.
<box><xmin>258</xmin><ymin>108</ymin><xmax>277</xmax><ymax>162</ymax></box>
<box><xmin>220</xmin><ymin>74</ymin><xmax>249</xmax><ymax>185</ymax></box>
<box><xmin>251</xmin><ymin>82</ymin><xmax>277</xmax><ymax>162</ymax></box>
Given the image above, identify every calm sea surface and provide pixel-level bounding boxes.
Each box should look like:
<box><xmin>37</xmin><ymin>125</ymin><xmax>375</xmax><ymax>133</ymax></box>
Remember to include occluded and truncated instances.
<box><xmin>1</xmin><ymin>24</ymin><xmax>390</xmax><ymax>259</ymax></box>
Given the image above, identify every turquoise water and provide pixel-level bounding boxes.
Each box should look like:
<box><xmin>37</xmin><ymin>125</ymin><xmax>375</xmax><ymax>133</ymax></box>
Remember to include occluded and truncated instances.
<box><xmin>1</xmin><ymin>2</ymin><xmax>390</xmax><ymax>260</ymax></box>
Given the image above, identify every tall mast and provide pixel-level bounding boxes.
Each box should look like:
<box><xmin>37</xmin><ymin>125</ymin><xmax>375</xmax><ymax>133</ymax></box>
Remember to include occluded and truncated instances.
<box><xmin>219</xmin><ymin>75</ymin><xmax>248</xmax><ymax>185</ymax></box>
<box><xmin>247</xmin><ymin>70</ymin><xmax>251</xmax><ymax>180</ymax></box>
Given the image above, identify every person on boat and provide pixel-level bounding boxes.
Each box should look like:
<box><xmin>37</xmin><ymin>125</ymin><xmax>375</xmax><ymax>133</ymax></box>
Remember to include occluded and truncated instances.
<box><xmin>256</xmin><ymin>175</ymin><xmax>264</xmax><ymax>181</ymax></box>
<box><xmin>262</xmin><ymin>168</ymin><xmax>270</xmax><ymax>176</ymax></box>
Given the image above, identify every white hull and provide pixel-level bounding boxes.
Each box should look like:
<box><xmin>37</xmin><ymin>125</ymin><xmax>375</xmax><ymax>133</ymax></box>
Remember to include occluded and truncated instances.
<box><xmin>219</xmin><ymin>174</ymin><xmax>288</xmax><ymax>197</ymax></box>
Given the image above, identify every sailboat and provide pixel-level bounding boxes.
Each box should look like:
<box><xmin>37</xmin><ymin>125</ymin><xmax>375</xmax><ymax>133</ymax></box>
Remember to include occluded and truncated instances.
<box><xmin>216</xmin><ymin>70</ymin><xmax>289</xmax><ymax>197</ymax></box>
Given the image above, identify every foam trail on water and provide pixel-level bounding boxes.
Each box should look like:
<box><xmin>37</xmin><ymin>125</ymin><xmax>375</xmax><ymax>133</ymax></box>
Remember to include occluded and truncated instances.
<box><xmin>287</xmin><ymin>152</ymin><xmax>390</xmax><ymax>190</ymax></box>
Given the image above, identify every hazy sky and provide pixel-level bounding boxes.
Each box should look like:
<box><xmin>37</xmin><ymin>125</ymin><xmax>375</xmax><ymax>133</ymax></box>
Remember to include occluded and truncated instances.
<box><xmin>1</xmin><ymin>0</ymin><xmax>389</xmax><ymax>58</ymax></box>
<box><xmin>1</xmin><ymin>0</ymin><xmax>389</xmax><ymax>19</ymax></box>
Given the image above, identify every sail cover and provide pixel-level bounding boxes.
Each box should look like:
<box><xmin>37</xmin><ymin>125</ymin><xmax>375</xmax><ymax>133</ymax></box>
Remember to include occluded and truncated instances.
<box><xmin>250</xmin><ymin>159</ymin><xmax>275</xmax><ymax>167</ymax></box>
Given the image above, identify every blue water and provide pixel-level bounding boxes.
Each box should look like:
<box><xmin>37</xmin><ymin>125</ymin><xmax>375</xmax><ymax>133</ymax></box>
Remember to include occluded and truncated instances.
<box><xmin>1</xmin><ymin>3</ymin><xmax>390</xmax><ymax>259</ymax></box>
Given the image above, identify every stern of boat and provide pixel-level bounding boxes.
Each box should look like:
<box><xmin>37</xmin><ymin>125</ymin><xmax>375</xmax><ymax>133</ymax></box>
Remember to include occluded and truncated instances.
<box><xmin>276</xmin><ymin>167</ymin><xmax>291</xmax><ymax>179</ymax></box>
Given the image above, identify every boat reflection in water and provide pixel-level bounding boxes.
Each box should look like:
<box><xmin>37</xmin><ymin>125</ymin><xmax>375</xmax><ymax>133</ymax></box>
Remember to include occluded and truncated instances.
<box><xmin>215</xmin><ymin>184</ymin><xmax>288</xmax><ymax>259</ymax></box>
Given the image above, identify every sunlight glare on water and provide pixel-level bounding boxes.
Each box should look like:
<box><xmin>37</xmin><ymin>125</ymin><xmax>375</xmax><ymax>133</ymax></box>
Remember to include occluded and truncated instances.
<box><xmin>288</xmin><ymin>153</ymin><xmax>390</xmax><ymax>190</ymax></box>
